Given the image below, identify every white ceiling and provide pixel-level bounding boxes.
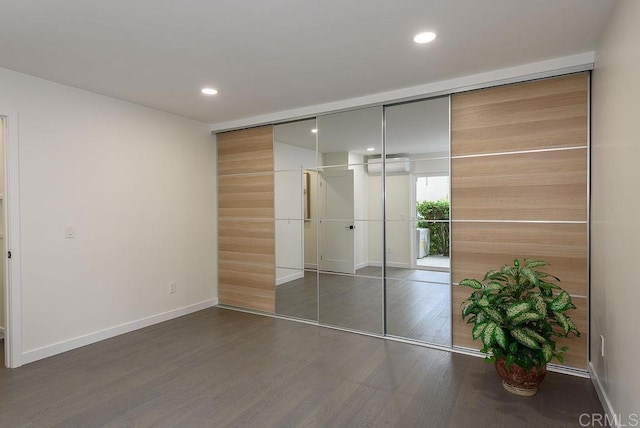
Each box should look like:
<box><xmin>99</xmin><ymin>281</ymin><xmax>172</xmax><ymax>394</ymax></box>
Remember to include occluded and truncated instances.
<box><xmin>0</xmin><ymin>1</ymin><xmax>615</xmax><ymax>124</ymax></box>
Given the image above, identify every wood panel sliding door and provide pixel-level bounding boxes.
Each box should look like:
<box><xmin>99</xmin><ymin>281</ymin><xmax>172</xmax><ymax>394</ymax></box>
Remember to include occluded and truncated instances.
<box><xmin>217</xmin><ymin>126</ymin><xmax>275</xmax><ymax>312</ymax></box>
<box><xmin>450</xmin><ymin>73</ymin><xmax>589</xmax><ymax>369</ymax></box>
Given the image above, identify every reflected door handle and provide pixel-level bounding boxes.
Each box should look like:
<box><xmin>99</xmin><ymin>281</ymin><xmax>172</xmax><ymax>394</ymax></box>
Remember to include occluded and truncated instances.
<box><xmin>345</xmin><ymin>225</ymin><xmax>355</xmax><ymax>229</ymax></box>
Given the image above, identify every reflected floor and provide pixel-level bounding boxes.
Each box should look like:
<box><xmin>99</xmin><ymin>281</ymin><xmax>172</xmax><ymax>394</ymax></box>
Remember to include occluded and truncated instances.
<box><xmin>276</xmin><ymin>267</ymin><xmax>451</xmax><ymax>346</ymax></box>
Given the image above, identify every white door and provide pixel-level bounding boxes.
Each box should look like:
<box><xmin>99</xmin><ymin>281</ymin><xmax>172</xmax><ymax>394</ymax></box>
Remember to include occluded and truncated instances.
<box><xmin>318</xmin><ymin>169</ymin><xmax>355</xmax><ymax>274</ymax></box>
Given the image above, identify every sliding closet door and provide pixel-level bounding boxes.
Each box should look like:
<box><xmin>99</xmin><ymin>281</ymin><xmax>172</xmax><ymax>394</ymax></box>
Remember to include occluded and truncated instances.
<box><xmin>383</xmin><ymin>97</ymin><xmax>451</xmax><ymax>346</ymax></box>
<box><xmin>316</xmin><ymin>107</ymin><xmax>384</xmax><ymax>334</ymax></box>
<box><xmin>450</xmin><ymin>73</ymin><xmax>589</xmax><ymax>369</ymax></box>
<box><xmin>217</xmin><ymin>126</ymin><xmax>275</xmax><ymax>312</ymax></box>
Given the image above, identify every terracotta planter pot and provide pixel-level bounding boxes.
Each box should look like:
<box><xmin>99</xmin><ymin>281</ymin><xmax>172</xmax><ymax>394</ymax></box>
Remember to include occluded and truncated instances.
<box><xmin>494</xmin><ymin>358</ymin><xmax>547</xmax><ymax>396</ymax></box>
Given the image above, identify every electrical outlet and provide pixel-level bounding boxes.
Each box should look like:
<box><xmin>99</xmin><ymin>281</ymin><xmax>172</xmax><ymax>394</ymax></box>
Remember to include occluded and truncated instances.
<box><xmin>600</xmin><ymin>335</ymin><xmax>605</xmax><ymax>358</ymax></box>
<box><xmin>170</xmin><ymin>282</ymin><xmax>177</xmax><ymax>294</ymax></box>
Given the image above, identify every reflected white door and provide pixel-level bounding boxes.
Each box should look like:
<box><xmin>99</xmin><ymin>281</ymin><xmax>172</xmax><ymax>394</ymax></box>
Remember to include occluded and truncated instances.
<box><xmin>319</xmin><ymin>169</ymin><xmax>355</xmax><ymax>274</ymax></box>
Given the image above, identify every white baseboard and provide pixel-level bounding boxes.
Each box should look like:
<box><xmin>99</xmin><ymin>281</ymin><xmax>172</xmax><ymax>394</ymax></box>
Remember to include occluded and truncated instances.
<box><xmin>304</xmin><ymin>263</ymin><xmax>317</xmax><ymax>269</ymax></box>
<box><xmin>589</xmin><ymin>362</ymin><xmax>618</xmax><ymax>427</ymax></box>
<box><xmin>276</xmin><ymin>271</ymin><xmax>305</xmax><ymax>286</ymax></box>
<box><xmin>0</xmin><ymin>326</ymin><xmax>4</xmax><ymax>340</ymax></box>
<box><xmin>355</xmin><ymin>262</ymin><xmax>368</xmax><ymax>270</ymax></box>
<box><xmin>367</xmin><ymin>261</ymin><xmax>411</xmax><ymax>269</ymax></box>
<box><xmin>21</xmin><ymin>298</ymin><xmax>218</xmax><ymax>365</ymax></box>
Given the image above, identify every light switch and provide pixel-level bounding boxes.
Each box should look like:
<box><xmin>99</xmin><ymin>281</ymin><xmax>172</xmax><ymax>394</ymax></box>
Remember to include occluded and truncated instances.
<box><xmin>65</xmin><ymin>224</ymin><xmax>75</xmax><ymax>238</ymax></box>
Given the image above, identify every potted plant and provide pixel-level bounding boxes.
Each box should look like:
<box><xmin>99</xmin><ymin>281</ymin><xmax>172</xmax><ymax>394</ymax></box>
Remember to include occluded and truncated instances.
<box><xmin>459</xmin><ymin>258</ymin><xmax>580</xmax><ymax>396</ymax></box>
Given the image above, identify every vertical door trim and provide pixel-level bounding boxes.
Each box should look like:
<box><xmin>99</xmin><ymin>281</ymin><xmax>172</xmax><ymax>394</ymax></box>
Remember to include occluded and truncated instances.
<box><xmin>1</xmin><ymin>111</ymin><xmax>22</xmax><ymax>368</ymax></box>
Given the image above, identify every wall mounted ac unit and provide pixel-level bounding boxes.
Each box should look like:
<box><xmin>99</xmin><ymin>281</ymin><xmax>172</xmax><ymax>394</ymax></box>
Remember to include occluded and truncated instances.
<box><xmin>367</xmin><ymin>157</ymin><xmax>410</xmax><ymax>174</ymax></box>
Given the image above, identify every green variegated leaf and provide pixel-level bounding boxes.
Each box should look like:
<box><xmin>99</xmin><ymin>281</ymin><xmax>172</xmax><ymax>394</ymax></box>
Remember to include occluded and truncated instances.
<box><xmin>482</xmin><ymin>322</ymin><xmax>497</xmax><ymax>349</ymax></box>
<box><xmin>506</xmin><ymin>301</ymin><xmax>531</xmax><ymax>319</ymax></box>
<box><xmin>520</xmin><ymin>268</ymin><xmax>539</xmax><ymax>287</ymax></box>
<box><xmin>522</xmin><ymin>327</ymin><xmax>547</xmax><ymax>343</ymax></box>
<box><xmin>500</xmin><ymin>265</ymin><xmax>514</xmax><ymax>277</ymax></box>
<box><xmin>524</xmin><ymin>259</ymin><xmax>548</xmax><ymax>269</ymax></box>
<box><xmin>477</xmin><ymin>296</ymin><xmax>490</xmax><ymax>307</ymax></box>
<box><xmin>459</xmin><ymin>278</ymin><xmax>483</xmax><ymax>290</ymax></box>
<box><xmin>509</xmin><ymin>342</ymin><xmax>518</xmax><ymax>353</ymax></box>
<box><xmin>567</xmin><ymin>318</ymin><xmax>579</xmax><ymax>333</ymax></box>
<box><xmin>485</xmin><ymin>281</ymin><xmax>503</xmax><ymax>291</ymax></box>
<box><xmin>461</xmin><ymin>301</ymin><xmax>476</xmax><ymax>318</ymax></box>
<box><xmin>511</xmin><ymin>329</ymin><xmax>540</xmax><ymax>350</ymax></box>
<box><xmin>494</xmin><ymin>326</ymin><xmax>507</xmax><ymax>350</ymax></box>
<box><xmin>550</xmin><ymin>291</ymin><xmax>571</xmax><ymax>312</ymax></box>
<box><xmin>531</xmin><ymin>294</ymin><xmax>548</xmax><ymax>318</ymax></box>
<box><xmin>484</xmin><ymin>270</ymin><xmax>506</xmax><ymax>281</ymax></box>
<box><xmin>541</xmin><ymin>343</ymin><xmax>554</xmax><ymax>364</ymax></box>
<box><xmin>505</xmin><ymin>354</ymin><xmax>515</xmax><ymax>370</ymax></box>
<box><xmin>511</xmin><ymin>311</ymin><xmax>543</xmax><ymax>325</ymax></box>
<box><xmin>554</xmin><ymin>311</ymin><xmax>570</xmax><ymax>335</ymax></box>
<box><xmin>476</xmin><ymin>312</ymin><xmax>486</xmax><ymax>323</ymax></box>
<box><xmin>482</xmin><ymin>307</ymin><xmax>504</xmax><ymax>323</ymax></box>
<box><xmin>539</xmin><ymin>280</ymin><xmax>561</xmax><ymax>289</ymax></box>
<box><xmin>472</xmin><ymin>322</ymin><xmax>488</xmax><ymax>340</ymax></box>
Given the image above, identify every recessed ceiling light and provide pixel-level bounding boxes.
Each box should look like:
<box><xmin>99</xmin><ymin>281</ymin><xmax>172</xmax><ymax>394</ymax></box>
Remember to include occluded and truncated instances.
<box><xmin>367</xmin><ymin>147</ymin><xmax>375</xmax><ymax>152</ymax></box>
<box><xmin>201</xmin><ymin>88</ymin><xmax>218</xmax><ymax>95</ymax></box>
<box><xmin>311</xmin><ymin>128</ymin><xmax>318</xmax><ymax>133</ymax></box>
<box><xmin>413</xmin><ymin>32</ymin><xmax>436</xmax><ymax>44</ymax></box>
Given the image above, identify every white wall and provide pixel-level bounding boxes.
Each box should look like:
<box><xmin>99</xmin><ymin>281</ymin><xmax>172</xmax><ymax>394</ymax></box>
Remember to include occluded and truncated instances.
<box><xmin>411</xmin><ymin>151</ymin><xmax>449</xmax><ymax>175</ymax></box>
<box><xmin>0</xmin><ymin>66</ymin><xmax>217</xmax><ymax>362</ymax></box>
<box><xmin>367</xmin><ymin>173</ymin><xmax>411</xmax><ymax>267</ymax></box>
<box><xmin>591</xmin><ymin>0</ymin><xmax>640</xmax><ymax>421</ymax></box>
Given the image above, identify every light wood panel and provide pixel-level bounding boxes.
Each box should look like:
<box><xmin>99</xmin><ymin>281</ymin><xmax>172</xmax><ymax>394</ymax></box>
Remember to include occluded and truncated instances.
<box><xmin>218</xmin><ymin>174</ymin><xmax>274</xmax><ymax>219</ymax></box>
<box><xmin>452</xmin><ymin>289</ymin><xmax>586</xmax><ymax>369</ymax></box>
<box><xmin>450</xmin><ymin>74</ymin><xmax>589</xmax><ymax>369</ymax></box>
<box><xmin>218</xmin><ymin>220</ymin><xmax>275</xmax><ymax>265</ymax></box>
<box><xmin>451</xmin><ymin>73</ymin><xmax>588</xmax><ymax>156</ymax></box>
<box><xmin>217</xmin><ymin>126</ymin><xmax>274</xmax><ymax>175</ymax></box>
<box><xmin>217</xmin><ymin>126</ymin><xmax>275</xmax><ymax>312</ymax></box>
<box><xmin>451</xmin><ymin>148</ymin><xmax>587</xmax><ymax>221</ymax></box>
<box><xmin>451</xmin><ymin>222</ymin><xmax>587</xmax><ymax>296</ymax></box>
<box><xmin>218</xmin><ymin>261</ymin><xmax>275</xmax><ymax>312</ymax></box>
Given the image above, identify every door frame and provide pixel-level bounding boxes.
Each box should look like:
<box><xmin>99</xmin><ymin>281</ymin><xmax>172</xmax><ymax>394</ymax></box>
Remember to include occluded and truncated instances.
<box><xmin>1</xmin><ymin>111</ymin><xmax>23</xmax><ymax>368</ymax></box>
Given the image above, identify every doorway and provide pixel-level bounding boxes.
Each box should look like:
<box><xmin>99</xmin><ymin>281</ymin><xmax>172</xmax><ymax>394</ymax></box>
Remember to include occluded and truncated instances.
<box><xmin>413</xmin><ymin>174</ymin><xmax>450</xmax><ymax>272</ymax></box>
<box><xmin>318</xmin><ymin>169</ymin><xmax>355</xmax><ymax>274</ymax></box>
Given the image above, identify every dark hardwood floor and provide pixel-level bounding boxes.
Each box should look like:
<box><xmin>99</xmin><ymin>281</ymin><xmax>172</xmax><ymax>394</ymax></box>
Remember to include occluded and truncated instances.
<box><xmin>0</xmin><ymin>308</ymin><xmax>603</xmax><ymax>427</ymax></box>
<box><xmin>276</xmin><ymin>267</ymin><xmax>451</xmax><ymax>345</ymax></box>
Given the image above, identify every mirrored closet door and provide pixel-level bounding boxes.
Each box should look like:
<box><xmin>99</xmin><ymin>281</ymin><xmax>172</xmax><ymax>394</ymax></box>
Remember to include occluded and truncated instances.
<box><xmin>274</xmin><ymin>119</ymin><xmax>319</xmax><ymax>321</ymax></box>
<box><xmin>383</xmin><ymin>96</ymin><xmax>452</xmax><ymax>346</ymax></box>
<box><xmin>316</xmin><ymin>106</ymin><xmax>384</xmax><ymax>334</ymax></box>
